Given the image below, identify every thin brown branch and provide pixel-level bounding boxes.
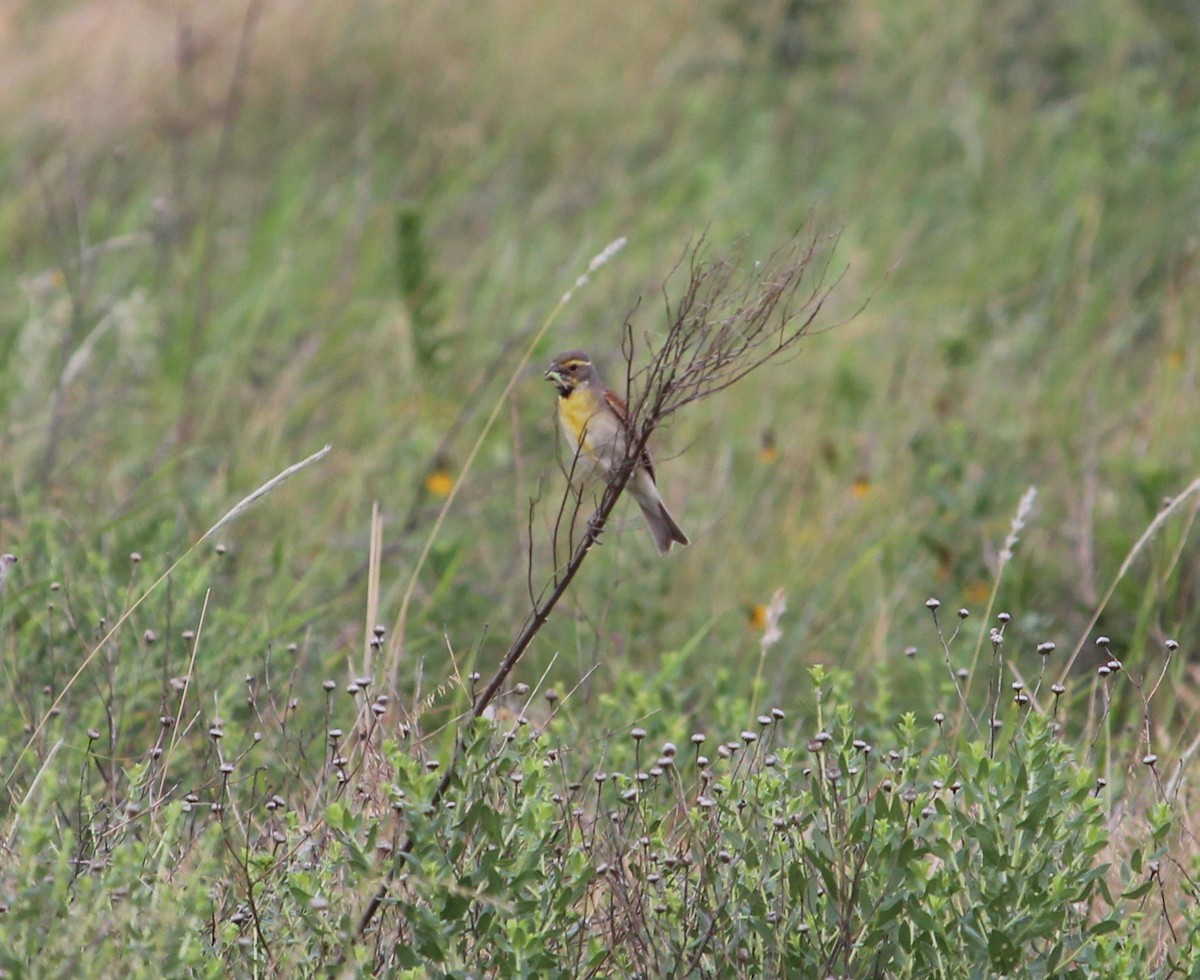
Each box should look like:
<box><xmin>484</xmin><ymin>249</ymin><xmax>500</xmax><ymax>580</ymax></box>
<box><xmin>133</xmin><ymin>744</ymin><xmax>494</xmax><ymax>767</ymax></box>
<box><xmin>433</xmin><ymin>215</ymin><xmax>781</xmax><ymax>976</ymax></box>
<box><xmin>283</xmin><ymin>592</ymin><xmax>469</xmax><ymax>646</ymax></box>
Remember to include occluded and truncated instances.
<box><xmin>353</xmin><ymin>228</ymin><xmax>839</xmax><ymax>943</ymax></box>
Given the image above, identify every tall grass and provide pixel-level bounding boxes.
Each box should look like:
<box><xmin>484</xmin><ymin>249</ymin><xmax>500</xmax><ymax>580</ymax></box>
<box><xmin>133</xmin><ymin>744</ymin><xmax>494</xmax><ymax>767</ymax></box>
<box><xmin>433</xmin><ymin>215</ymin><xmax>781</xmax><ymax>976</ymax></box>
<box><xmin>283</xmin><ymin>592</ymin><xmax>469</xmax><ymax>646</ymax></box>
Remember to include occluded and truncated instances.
<box><xmin>1</xmin><ymin>0</ymin><xmax>1198</xmax><ymax>973</ymax></box>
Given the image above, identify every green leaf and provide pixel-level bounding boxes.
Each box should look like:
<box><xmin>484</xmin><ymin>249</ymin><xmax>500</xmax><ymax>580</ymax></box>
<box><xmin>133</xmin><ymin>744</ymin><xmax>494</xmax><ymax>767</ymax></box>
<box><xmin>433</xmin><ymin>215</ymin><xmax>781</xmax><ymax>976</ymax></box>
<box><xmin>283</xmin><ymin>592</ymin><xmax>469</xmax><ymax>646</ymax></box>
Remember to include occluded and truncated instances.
<box><xmin>442</xmin><ymin>890</ymin><xmax>472</xmax><ymax>921</ymax></box>
<box><xmin>1120</xmin><ymin>879</ymin><xmax>1154</xmax><ymax>901</ymax></box>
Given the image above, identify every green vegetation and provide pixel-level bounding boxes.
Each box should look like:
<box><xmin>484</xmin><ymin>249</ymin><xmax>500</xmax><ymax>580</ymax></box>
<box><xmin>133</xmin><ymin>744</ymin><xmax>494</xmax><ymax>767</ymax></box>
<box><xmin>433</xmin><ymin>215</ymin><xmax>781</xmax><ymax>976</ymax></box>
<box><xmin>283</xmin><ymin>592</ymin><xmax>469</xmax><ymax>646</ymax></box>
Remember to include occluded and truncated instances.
<box><xmin>1</xmin><ymin>0</ymin><xmax>1198</xmax><ymax>974</ymax></box>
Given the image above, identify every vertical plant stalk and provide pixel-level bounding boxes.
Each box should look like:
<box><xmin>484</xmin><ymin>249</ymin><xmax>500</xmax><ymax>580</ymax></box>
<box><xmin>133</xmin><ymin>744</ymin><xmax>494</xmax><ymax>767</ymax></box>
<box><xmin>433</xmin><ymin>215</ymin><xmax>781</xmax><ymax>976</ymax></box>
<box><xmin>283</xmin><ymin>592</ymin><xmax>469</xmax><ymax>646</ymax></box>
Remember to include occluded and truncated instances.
<box><xmin>355</xmin><ymin>230</ymin><xmax>838</xmax><ymax>940</ymax></box>
<box><xmin>950</xmin><ymin>484</ymin><xmax>1037</xmax><ymax>736</ymax></box>
<box><xmin>177</xmin><ymin>0</ymin><xmax>265</xmax><ymax>443</ymax></box>
<box><xmin>382</xmin><ymin>238</ymin><xmax>629</xmax><ymax>690</ymax></box>
<box><xmin>31</xmin><ymin>161</ymin><xmax>92</xmax><ymax>485</ymax></box>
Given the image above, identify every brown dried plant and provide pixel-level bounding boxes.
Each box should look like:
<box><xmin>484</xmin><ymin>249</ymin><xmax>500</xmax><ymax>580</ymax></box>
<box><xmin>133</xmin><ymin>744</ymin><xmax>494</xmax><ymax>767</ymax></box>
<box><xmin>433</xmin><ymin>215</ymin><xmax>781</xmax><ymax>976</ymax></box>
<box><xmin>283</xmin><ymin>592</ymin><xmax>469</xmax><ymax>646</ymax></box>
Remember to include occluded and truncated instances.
<box><xmin>356</xmin><ymin>230</ymin><xmax>841</xmax><ymax>939</ymax></box>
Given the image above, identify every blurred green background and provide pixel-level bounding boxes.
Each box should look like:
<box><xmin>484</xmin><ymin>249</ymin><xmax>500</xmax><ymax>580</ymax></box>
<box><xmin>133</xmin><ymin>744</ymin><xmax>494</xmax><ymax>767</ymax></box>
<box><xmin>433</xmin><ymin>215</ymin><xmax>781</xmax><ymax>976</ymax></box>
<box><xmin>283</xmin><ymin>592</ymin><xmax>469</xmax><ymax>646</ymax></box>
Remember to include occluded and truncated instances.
<box><xmin>1</xmin><ymin>0</ymin><xmax>1197</xmax><ymax>739</ymax></box>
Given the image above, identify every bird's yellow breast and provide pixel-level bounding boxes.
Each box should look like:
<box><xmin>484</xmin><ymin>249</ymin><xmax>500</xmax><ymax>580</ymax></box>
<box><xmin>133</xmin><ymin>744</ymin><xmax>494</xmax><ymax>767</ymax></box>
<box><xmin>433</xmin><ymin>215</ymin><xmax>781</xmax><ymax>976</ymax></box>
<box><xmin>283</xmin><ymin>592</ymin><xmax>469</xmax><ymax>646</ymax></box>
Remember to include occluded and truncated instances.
<box><xmin>557</xmin><ymin>387</ymin><xmax>605</xmax><ymax>450</ymax></box>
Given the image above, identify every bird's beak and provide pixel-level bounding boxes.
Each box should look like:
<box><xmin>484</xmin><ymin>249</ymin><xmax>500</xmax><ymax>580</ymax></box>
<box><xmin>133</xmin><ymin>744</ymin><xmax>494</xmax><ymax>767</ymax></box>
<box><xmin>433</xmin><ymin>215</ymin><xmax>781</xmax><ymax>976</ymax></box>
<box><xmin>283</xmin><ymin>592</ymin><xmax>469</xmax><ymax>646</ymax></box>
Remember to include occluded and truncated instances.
<box><xmin>544</xmin><ymin>366</ymin><xmax>562</xmax><ymax>384</ymax></box>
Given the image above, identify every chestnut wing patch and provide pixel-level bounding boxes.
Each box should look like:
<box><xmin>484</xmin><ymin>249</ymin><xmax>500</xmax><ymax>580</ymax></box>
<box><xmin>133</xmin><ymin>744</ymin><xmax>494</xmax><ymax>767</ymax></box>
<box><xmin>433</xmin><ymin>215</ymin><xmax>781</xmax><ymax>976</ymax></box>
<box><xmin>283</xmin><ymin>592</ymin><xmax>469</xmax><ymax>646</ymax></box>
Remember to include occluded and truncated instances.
<box><xmin>603</xmin><ymin>387</ymin><xmax>657</xmax><ymax>483</ymax></box>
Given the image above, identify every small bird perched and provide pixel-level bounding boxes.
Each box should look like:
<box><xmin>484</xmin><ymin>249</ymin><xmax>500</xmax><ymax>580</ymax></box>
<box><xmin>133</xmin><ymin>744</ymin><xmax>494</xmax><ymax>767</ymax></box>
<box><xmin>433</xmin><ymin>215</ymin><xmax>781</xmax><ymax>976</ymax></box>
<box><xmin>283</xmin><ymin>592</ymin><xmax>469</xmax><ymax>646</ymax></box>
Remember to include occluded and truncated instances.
<box><xmin>544</xmin><ymin>350</ymin><xmax>689</xmax><ymax>554</ymax></box>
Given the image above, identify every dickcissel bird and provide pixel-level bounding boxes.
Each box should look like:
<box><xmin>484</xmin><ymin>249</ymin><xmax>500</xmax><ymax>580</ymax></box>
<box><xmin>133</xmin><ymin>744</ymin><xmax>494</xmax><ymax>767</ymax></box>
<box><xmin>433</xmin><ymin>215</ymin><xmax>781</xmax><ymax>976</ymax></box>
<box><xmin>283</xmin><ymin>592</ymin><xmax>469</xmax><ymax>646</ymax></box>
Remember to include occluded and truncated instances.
<box><xmin>544</xmin><ymin>350</ymin><xmax>689</xmax><ymax>554</ymax></box>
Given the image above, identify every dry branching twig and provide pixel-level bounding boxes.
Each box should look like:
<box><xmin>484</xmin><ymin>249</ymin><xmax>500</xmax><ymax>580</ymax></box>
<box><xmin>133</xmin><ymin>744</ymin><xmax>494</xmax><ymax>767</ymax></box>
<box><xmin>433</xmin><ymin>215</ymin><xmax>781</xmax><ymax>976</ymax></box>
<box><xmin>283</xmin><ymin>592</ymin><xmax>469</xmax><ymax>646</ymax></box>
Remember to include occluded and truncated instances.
<box><xmin>627</xmin><ymin>233</ymin><xmax>835</xmax><ymax>426</ymax></box>
<box><xmin>355</xmin><ymin>229</ymin><xmax>840</xmax><ymax>940</ymax></box>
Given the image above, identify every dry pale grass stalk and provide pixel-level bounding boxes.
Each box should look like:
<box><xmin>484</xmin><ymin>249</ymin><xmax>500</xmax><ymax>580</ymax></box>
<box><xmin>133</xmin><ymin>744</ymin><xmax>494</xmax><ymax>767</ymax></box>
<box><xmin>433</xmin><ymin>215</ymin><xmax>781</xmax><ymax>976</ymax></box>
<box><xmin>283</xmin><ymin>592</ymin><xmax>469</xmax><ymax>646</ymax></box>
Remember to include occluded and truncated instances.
<box><xmin>1059</xmin><ymin>474</ymin><xmax>1200</xmax><ymax>679</ymax></box>
<box><xmin>1</xmin><ymin>444</ymin><xmax>331</xmax><ymax>798</ymax></box>
<box><xmin>362</xmin><ymin>501</ymin><xmax>383</xmax><ymax>676</ymax></box>
<box><xmin>956</xmin><ymin>484</ymin><xmax>1038</xmax><ymax>710</ymax></box>
<box><xmin>382</xmin><ymin>238</ymin><xmax>627</xmax><ymax>690</ymax></box>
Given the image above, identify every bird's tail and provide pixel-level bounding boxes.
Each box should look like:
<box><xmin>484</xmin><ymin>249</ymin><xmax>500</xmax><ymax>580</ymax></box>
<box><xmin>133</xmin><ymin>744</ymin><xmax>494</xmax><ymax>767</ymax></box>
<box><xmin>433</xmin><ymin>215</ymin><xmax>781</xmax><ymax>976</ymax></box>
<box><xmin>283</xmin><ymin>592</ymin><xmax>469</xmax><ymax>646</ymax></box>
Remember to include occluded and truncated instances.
<box><xmin>636</xmin><ymin>492</ymin><xmax>689</xmax><ymax>554</ymax></box>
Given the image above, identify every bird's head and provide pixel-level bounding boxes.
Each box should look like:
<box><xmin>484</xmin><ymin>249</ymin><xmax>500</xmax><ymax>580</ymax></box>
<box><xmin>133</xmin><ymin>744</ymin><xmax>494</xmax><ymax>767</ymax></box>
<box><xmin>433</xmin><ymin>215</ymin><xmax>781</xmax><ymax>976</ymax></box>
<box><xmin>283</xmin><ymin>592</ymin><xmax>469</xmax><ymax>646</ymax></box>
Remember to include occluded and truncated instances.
<box><xmin>544</xmin><ymin>350</ymin><xmax>598</xmax><ymax>397</ymax></box>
